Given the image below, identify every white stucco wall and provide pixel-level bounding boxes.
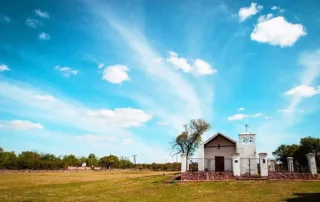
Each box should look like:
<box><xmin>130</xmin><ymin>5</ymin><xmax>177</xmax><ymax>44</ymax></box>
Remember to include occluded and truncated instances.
<box><xmin>204</xmin><ymin>136</ymin><xmax>236</xmax><ymax>171</ymax></box>
<box><xmin>237</xmin><ymin>133</ymin><xmax>257</xmax><ymax>158</ymax></box>
<box><xmin>198</xmin><ymin>144</ymin><xmax>205</xmax><ymax>171</ymax></box>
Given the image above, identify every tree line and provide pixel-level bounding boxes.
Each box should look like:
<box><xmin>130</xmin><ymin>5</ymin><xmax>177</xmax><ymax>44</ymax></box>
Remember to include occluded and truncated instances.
<box><xmin>272</xmin><ymin>136</ymin><xmax>320</xmax><ymax>171</ymax></box>
<box><xmin>0</xmin><ymin>147</ymin><xmax>180</xmax><ymax>171</ymax></box>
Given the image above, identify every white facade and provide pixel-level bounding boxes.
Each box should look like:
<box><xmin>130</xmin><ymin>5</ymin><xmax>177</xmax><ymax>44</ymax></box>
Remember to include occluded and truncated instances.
<box><xmin>198</xmin><ymin>132</ymin><xmax>258</xmax><ymax>174</ymax></box>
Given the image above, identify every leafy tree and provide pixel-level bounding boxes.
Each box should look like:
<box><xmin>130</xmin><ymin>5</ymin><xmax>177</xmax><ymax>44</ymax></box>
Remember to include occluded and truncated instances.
<box><xmin>171</xmin><ymin>119</ymin><xmax>210</xmax><ymax>157</ymax></box>
<box><xmin>0</xmin><ymin>151</ymin><xmax>17</xmax><ymax>169</ymax></box>
<box><xmin>99</xmin><ymin>155</ymin><xmax>119</xmax><ymax>169</ymax></box>
<box><xmin>63</xmin><ymin>155</ymin><xmax>79</xmax><ymax>167</ymax></box>
<box><xmin>87</xmin><ymin>153</ymin><xmax>99</xmax><ymax>167</ymax></box>
<box><xmin>273</xmin><ymin>137</ymin><xmax>320</xmax><ymax>170</ymax></box>
<box><xmin>0</xmin><ymin>147</ymin><xmax>3</xmax><ymax>153</ymax></box>
<box><xmin>118</xmin><ymin>157</ymin><xmax>133</xmax><ymax>169</ymax></box>
<box><xmin>17</xmin><ymin>151</ymin><xmax>41</xmax><ymax>169</ymax></box>
<box><xmin>272</xmin><ymin>144</ymin><xmax>299</xmax><ymax>166</ymax></box>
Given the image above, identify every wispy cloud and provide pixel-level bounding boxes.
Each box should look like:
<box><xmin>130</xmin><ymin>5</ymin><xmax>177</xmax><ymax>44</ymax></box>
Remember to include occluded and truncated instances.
<box><xmin>1</xmin><ymin>15</ymin><xmax>10</xmax><ymax>23</ymax></box>
<box><xmin>228</xmin><ymin>112</ymin><xmax>263</xmax><ymax>121</ymax></box>
<box><xmin>0</xmin><ymin>64</ymin><xmax>10</xmax><ymax>72</ymax></box>
<box><xmin>34</xmin><ymin>9</ymin><xmax>50</xmax><ymax>19</ymax></box>
<box><xmin>281</xmin><ymin>49</ymin><xmax>320</xmax><ymax>115</ymax></box>
<box><xmin>25</xmin><ymin>18</ymin><xmax>42</xmax><ymax>28</ymax></box>
<box><xmin>55</xmin><ymin>66</ymin><xmax>78</xmax><ymax>77</ymax></box>
<box><xmin>35</xmin><ymin>95</ymin><xmax>56</xmax><ymax>102</ymax></box>
<box><xmin>0</xmin><ymin>79</ymin><xmax>169</xmax><ymax>162</ymax></box>
<box><xmin>0</xmin><ymin>120</ymin><xmax>44</xmax><ymax>130</ymax></box>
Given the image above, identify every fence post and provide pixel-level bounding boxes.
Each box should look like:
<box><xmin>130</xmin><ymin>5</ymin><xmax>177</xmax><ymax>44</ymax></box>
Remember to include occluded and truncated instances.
<box><xmin>268</xmin><ymin>159</ymin><xmax>276</xmax><ymax>172</ymax></box>
<box><xmin>287</xmin><ymin>157</ymin><xmax>294</xmax><ymax>172</ymax></box>
<box><xmin>232</xmin><ymin>153</ymin><xmax>240</xmax><ymax>176</ymax></box>
<box><xmin>198</xmin><ymin>144</ymin><xmax>205</xmax><ymax>171</ymax></box>
<box><xmin>259</xmin><ymin>153</ymin><xmax>268</xmax><ymax>177</ymax></box>
<box><xmin>306</xmin><ymin>153</ymin><xmax>317</xmax><ymax>175</ymax></box>
<box><xmin>181</xmin><ymin>153</ymin><xmax>187</xmax><ymax>173</ymax></box>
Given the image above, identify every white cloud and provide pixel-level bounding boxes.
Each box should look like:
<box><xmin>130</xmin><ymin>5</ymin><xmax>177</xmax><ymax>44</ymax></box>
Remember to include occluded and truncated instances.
<box><xmin>0</xmin><ymin>120</ymin><xmax>44</xmax><ymax>130</ymax></box>
<box><xmin>102</xmin><ymin>64</ymin><xmax>130</xmax><ymax>84</ymax></box>
<box><xmin>238</xmin><ymin>107</ymin><xmax>245</xmax><ymax>111</ymax></box>
<box><xmin>86</xmin><ymin>108</ymin><xmax>151</xmax><ymax>127</ymax></box>
<box><xmin>252</xmin><ymin>113</ymin><xmax>263</xmax><ymax>117</ymax></box>
<box><xmin>76</xmin><ymin>134</ymin><xmax>117</xmax><ymax>143</ymax></box>
<box><xmin>257</xmin><ymin>13</ymin><xmax>273</xmax><ymax>22</ymax></box>
<box><xmin>228</xmin><ymin>114</ymin><xmax>248</xmax><ymax>120</ymax></box>
<box><xmin>264</xmin><ymin>116</ymin><xmax>271</xmax><ymax>120</ymax></box>
<box><xmin>271</xmin><ymin>6</ymin><xmax>279</xmax><ymax>10</ymax></box>
<box><xmin>0</xmin><ymin>80</ymin><xmax>152</xmax><ymax>132</ymax></box>
<box><xmin>280</xmin><ymin>50</ymin><xmax>320</xmax><ymax>117</ymax></box>
<box><xmin>39</xmin><ymin>32</ymin><xmax>50</xmax><ymax>40</ymax></box>
<box><xmin>98</xmin><ymin>63</ymin><xmax>104</xmax><ymax>69</ymax></box>
<box><xmin>94</xmin><ymin>11</ymin><xmax>212</xmax><ymax>134</ymax></box>
<box><xmin>34</xmin><ymin>9</ymin><xmax>50</xmax><ymax>19</ymax></box>
<box><xmin>228</xmin><ymin>113</ymin><xmax>263</xmax><ymax>120</ymax></box>
<box><xmin>284</xmin><ymin>85</ymin><xmax>320</xmax><ymax>97</ymax></box>
<box><xmin>251</xmin><ymin>16</ymin><xmax>306</xmax><ymax>47</ymax></box>
<box><xmin>55</xmin><ymin>66</ymin><xmax>78</xmax><ymax>77</ymax></box>
<box><xmin>122</xmin><ymin>139</ymin><xmax>133</xmax><ymax>145</ymax></box>
<box><xmin>238</xmin><ymin>3</ymin><xmax>263</xmax><ymax>22</ymax></box>
<box><xmin>166</xmin><ymin>52</ymin><xmax>216</xmax><ymax>76</ymax></box>
<box><xmin>152</xmin><ymin>57</ymin><xmax>163</xmax><ymax>63</ymax></box>
<box><xmin>0</xmin><ymin>64</ymin><xmax>9</xmax><ymax>72</ymax></box>
<box><xmin>35</xmin><ymin>95</ymin><xmax>56</xmax><ymax>102</ymax></box>
<box><xmin>25</xmin><ymin>18</ymin><xmax>42</xmax><ymax>28</ymax></box>
<box><xmin>193</xmin><ymin>59</ymin><xmax>217</xmax><ymax>76</ymax></box>
<box><xmin>166</xmin><ymin>51</ymin><xmax>192</xmax><ymax>72</ymax></box>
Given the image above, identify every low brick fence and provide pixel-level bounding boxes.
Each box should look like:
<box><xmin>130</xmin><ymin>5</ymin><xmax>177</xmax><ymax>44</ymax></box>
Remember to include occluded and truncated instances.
<box><xmin>181</xmin><ymin>172</ymin><xmax>235</xmax><ymax>181</ymax></box>
<box><xmin>268</xmin><ymin>172</ymin><xmax>318</xmax><ymax>180</ymax></box>
<box><xmin>181</xmin><ymin>171</ymin><xmax>318</xmax><ymax>181</ymax></box>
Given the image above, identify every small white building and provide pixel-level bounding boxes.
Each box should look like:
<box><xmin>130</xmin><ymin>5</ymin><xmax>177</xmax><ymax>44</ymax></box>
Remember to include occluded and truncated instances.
<box><xmin>198</xmin><ymin>132</ymin><xmax>257</xmax><ymax>173</ymax></box>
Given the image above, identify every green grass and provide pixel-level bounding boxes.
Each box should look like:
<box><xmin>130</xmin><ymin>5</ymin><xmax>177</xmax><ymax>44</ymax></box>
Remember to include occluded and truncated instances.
<box><xmin>0</xmin><ymin>171</ymin><xmax>319</xmax><ymax>201</ymax></box>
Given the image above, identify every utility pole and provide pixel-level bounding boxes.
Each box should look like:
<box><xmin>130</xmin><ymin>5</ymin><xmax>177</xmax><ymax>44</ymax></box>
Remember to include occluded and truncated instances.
<box><xmin>132</xmin><ymin>155</ymin><xmax>137</xmax><ymax>165</ymax></box>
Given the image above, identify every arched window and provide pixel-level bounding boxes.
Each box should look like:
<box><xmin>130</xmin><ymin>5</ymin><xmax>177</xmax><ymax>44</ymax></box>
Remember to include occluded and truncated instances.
<box><xmin>242</xmin><ymin>137</ymin><xmax>247</xmax><ymax>143</ymax></box>
<box><xmin>249</xmin><ymin>137</ymin><xmax>254</xmax><ymax>144</ymax></box>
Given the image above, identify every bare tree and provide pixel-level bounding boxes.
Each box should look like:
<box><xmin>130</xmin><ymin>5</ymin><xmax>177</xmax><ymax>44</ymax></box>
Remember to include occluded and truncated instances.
<box><xmin>171</xmin><ymin>119</ymin><xmax>210</xmax><ymax>157</ymax></box>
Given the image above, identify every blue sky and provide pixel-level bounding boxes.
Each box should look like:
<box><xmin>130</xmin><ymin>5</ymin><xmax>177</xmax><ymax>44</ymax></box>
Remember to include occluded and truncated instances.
<box><xmin>1</xmin><ymin>0</ymin><xmax>320</xmax><ymax>163</ymax></box>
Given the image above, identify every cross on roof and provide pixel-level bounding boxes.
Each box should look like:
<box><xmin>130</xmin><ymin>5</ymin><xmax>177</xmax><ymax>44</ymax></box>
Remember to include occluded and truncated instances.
<box><xmin>245</xmin><ymin>124</ymin><xmax>249</xmax><ymax>132</ymax></box>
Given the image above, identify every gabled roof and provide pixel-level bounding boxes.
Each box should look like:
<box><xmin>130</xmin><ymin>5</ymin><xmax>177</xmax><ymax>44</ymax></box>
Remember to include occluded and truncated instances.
<box><xmin>201</xmin><ymin>132</ymin><xmax>236</xmax><ymax>145</ymax></box>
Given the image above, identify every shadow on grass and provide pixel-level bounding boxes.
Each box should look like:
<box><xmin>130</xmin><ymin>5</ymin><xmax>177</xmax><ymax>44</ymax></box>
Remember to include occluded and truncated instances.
<box><xmin>286</xmin><ymin>193</ymin><xmax>320</xmax><ymax>202</ymax></box>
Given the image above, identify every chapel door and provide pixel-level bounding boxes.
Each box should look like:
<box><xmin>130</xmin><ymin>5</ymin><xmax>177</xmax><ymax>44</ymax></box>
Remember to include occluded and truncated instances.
<box><xmin>215</xmin><ymin>156</ymin><xmax>225</xmax><ymax>172</ymax></box>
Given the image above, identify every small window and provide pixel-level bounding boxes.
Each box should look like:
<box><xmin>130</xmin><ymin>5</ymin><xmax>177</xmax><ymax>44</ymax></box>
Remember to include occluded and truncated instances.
<box><xmin>249</xmin><ymin>137</ymin><xmax>254</xmax><ymax>144</ymax></box>
<box><xmin>218</xmin><ymin>144</ymin><xmax>220</xmax><ymax>150</ymax></box>
<box><xmin>242</xmin><ymin>137</ymin><xmax>247</xmax><ymax>143</ymax></box>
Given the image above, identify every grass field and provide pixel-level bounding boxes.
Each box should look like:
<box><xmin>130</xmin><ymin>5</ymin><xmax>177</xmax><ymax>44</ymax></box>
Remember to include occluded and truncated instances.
<box><xmin>0</xmin><ymin>171</ymin><xmax>319</xmax><ymax>202</ymax></box>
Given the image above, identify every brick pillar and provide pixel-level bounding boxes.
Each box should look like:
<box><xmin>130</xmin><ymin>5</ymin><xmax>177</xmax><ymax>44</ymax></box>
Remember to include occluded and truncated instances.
<box><xmin>259</xmin><ymin>153</ymin><xmax>268</xmax><ymax>177</ymax></box>
<box><xmin>287</xmin><ymin>157</ymin><xmax>294</xmax><ymax>172</ymax></box>
<box><xmin>306</xmin><ymin>153</ymin><xmax>317</xmax><ymax>175</ymax></box>
<box><xmin>181</xmin><ymin>153</ymin><xmax>187</xmax><ymax>173</ymax></box>
<box><xmin>232</xmin><ymin>153</ymin><xmax>240</xmax><ymax>176</ymax></box>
